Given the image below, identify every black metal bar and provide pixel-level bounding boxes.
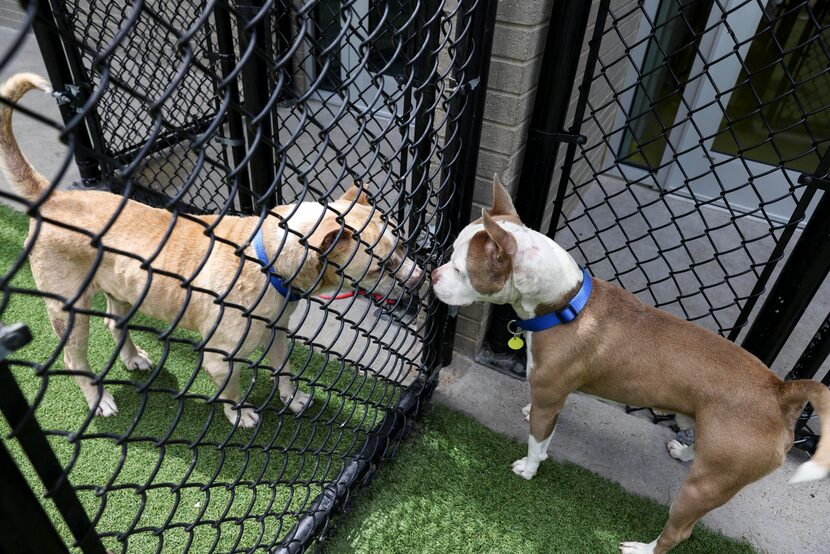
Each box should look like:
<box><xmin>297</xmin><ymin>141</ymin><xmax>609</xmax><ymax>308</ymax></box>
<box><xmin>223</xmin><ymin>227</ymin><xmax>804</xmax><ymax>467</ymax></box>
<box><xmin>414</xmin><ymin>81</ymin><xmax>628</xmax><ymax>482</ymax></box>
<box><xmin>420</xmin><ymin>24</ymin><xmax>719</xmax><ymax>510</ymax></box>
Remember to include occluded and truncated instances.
<box><xmin>546</xmin><ymin>0</ymin><xmax>611</xmax><ymax>238</ymax></box>
<box><xmin>407</xmin><ymin>0</ymin><xmax>441</xmax><ymax>248</ymax></box>
<box><xmin>741</xmin><ymin>181</ymin><xmax>830</xmax><ymax>366</ymax></box>
<box><xmin>785</xmin><ymin>309</ymin><xmax>830</xmax><ymax>445</ymax></box>
<box><xmin>0</xmin><ymin>438</ymin><xmax>69</xmax><ymax>554</ymax></box>
<box><xmin>268</xmin><ymin>0</ymin><xmax>286</xmax><ymax>205</ymax></box>
<box><xmin>26</xmin><ymin>0</ymin><xmax>102</xmax><ymax>183</ymax></box>
<box><xmin>435</xmin><ymin>0</ymin><xmax>499</xmax><ymax>367</ymax></box>
<box><xmin>274</xmin><ymin>376</ymin><xmax>437</xmax><ymax>553</ymax></box>
<box><xmin>236</xmin><ymin>0</ymin><xmax>277</xmax><ymax>212</ymax></box>
<box><xmin>513</xmin><ymin>0</ymin><xmax>594</xmax><ymax>230</ymax></box>
<box><xmin>727</xmin><ymin>186</ymin><xmax>816</xmax><ymax>341</ymax></box>
<box><xmin>478</xmin><ymin>0</ymin><xmax>601</xmax><ymax>376</ymax></box>
<box><xmin>214</xmin><ymin>2</ymin><xmax>255</xmax><ymax>213</ymax></box>
<box><xmin>0</xmin><ymin>361</ymin><xmax>106</xmax><ymax>554</ymax></box>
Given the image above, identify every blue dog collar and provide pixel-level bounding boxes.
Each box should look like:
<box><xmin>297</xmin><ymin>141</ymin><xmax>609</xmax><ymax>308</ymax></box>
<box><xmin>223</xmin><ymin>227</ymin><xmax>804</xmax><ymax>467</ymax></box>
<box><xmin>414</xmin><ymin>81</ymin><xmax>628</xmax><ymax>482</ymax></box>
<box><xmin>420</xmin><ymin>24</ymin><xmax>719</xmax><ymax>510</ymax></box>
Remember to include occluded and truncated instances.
<box><xmin>253</xmin><ymin>227</ymin><xmax>301</xmax><ymax>302</ymax></box>
<box><xmin>512</xmin><ymin>267</ymin><xmax>592</xmax><ymax>333</ymax></box>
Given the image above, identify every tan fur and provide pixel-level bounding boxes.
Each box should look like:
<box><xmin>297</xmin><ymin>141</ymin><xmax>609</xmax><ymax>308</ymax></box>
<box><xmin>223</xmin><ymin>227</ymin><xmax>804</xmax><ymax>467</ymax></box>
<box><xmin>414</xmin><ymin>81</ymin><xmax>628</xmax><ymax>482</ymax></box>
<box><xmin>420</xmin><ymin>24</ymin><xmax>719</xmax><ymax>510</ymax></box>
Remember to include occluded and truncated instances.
<box><xmin>1</xmin><ymin>73</ymin><xmax>421</xmax><ymax>427</ymax></box>
<box><xmin>438</xmin><ymin>176</ymin><xmax>830</xmax><ymax>553</ymax></box>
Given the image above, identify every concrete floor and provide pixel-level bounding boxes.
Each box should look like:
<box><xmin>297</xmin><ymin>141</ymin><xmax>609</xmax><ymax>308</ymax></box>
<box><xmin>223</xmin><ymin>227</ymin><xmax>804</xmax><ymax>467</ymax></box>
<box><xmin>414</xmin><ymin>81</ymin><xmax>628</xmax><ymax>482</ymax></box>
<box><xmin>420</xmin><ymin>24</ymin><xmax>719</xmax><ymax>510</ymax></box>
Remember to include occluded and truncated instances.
<box><xmin>3</xmin><ymin>22</ymin><xmax>829</xmax><ymax>554</ymax></box>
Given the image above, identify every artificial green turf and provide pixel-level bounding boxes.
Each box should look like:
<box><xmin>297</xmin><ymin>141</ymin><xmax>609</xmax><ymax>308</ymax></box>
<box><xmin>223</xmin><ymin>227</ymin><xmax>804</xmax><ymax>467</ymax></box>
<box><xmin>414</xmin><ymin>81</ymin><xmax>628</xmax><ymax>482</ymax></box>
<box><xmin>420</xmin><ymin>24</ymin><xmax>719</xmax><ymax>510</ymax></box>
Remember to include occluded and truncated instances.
<box><xmin>327</xmin><ymin>404</ymin><xmax>754</xmax><ymax>554</ymax></box>
<box><xmin>0</xmin><ymin>203</ymin><xmax>751</xmax><ymax>553</ymax></box>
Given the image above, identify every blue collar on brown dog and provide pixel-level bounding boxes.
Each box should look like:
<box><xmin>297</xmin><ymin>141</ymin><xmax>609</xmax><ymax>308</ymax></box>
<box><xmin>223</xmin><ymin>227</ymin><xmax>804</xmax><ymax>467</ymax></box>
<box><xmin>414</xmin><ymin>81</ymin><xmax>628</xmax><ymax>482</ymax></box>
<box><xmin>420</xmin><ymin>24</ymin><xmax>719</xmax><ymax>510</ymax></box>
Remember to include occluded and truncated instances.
<box><xmin>512</xmin><ymin>267</ymin><xmax>592</xmax><ymax>333</ymax></box>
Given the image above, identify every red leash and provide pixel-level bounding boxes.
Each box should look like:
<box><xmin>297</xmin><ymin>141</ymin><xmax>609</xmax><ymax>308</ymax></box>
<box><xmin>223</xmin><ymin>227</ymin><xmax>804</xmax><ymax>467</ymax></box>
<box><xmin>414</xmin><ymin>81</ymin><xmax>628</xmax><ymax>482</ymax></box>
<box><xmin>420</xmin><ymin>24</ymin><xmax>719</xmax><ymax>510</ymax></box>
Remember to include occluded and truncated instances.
<box><xmin>317</xmin><ymin>290</ymin><xmax>398</xmax><ymax>304</ymax></box>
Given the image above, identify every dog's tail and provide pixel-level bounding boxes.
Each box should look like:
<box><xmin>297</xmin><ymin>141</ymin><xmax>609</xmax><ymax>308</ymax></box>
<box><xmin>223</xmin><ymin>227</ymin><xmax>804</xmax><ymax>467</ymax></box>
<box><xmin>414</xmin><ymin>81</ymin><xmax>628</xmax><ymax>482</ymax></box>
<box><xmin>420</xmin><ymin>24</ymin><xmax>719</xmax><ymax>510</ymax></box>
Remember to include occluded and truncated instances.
<box><xmin>782</xmin><ymin>379</ymin><xmax>830</xmax><ymax>483</ymax></box>
<box><xmin>0</xmin><ymin>72</ymin><xmax>53</xmax><ymax>202</ymax></box>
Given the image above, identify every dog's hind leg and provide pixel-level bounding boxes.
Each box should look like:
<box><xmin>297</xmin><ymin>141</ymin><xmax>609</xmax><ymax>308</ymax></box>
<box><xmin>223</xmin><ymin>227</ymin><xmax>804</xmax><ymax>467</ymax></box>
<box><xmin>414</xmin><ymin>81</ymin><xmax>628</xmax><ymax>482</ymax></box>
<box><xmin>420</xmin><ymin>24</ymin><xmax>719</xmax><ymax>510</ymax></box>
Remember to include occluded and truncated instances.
<box><xmin>45</xmin><ymin>293</ymin><xmax>119</xmax><ymax>417</ymax></box>
<box><xmin>203</xmin><ymin>351</ymin><xmax>259</xmax><ymax>428</ymax></box>
<box><xmin>104</xmin><ymin>294</ymin><xmax>152</xmax><ymax>371</ymax></box>
<box><xmin>621</xmin><ymin>426</ymin><xmax>780</xmax><ymax>554</ymax></box>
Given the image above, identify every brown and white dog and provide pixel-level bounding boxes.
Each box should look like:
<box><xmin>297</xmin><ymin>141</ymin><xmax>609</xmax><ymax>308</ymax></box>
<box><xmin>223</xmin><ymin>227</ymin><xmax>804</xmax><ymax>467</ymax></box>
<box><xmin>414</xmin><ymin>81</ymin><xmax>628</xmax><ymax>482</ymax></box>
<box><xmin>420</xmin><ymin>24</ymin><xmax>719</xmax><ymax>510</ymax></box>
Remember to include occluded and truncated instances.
<box><xmin>432</xmin><ymin>175</ymin><xmax>830</xmax><ymax>553</ymax></box>
<box><xmin>0</xmin><ymin>73</ymin><xmax>423</xmax><ymax>428</ymax></box>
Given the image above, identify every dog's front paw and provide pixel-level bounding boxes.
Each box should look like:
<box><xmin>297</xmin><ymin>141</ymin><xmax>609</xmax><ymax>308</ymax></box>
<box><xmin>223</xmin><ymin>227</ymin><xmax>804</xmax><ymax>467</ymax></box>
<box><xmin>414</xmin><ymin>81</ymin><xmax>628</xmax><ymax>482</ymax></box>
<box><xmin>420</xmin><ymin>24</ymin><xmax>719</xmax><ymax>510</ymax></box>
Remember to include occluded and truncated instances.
<box><xmin>521</xmin><ymin>403</ymin><xmax>531</xmax><ymax>422</ymax></box>
<box><xmin>224</xmin><ymin>404</ymin><xmax>260</xmax><ymax>428</ymax></box>
<box><xmin>619</xmin><ymin>541</ymin><xmax>655</xmax><ymax>554</ymax></box>
<box><xmin>666</xmin><ymin>439</ymin><xmax>695</xmax><ymax>462</ymax></box>
<box><xmin>282</xmin><ymin>390</ymin><xmax>312</xmax><ymax>414</ymax></box>
<box><xmin>123</xmin><ymin>348</ymin><xmax>153</xmax><ymax>371</ymax></box>
<box><xmin>91</xmin><ymin>390</ymin><xmax>119</xmax><ymax>417</ymax></box>
<box><xmin>511</xmin><ymin>457</ymin><xmax>539</xmax><ymax>480</ymax></box>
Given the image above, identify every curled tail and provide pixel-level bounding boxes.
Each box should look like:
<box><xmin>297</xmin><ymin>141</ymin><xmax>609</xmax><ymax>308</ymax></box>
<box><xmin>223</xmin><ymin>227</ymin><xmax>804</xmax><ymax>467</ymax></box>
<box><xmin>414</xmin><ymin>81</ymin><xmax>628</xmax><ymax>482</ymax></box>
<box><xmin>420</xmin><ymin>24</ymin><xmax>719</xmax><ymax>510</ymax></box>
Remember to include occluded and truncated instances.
<box><xmin>0</xmin><ymin>72</ymin><xmax>52</xmax><ymax>201</ymax></box>
<box><xmin>783</xmin><ymin>380</ymin><xmax>830</xmax><ymax>483</ymax></box>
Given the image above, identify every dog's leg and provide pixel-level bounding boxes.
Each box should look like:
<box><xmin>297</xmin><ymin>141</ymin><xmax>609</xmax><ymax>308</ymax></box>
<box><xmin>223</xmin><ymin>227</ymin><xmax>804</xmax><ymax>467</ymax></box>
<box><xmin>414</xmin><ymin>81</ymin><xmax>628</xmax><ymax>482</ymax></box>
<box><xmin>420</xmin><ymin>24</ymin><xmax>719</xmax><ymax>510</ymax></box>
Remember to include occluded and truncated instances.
<box><xmin>621</xmin><ymin>464</ymin><xmax>740</xmax><ymax>554</ymax></box>
<box><xmin>512</xmin><ymin>392</ymin><xmax>565</xmax><ymax>480</ymax></box>
<box><xmin>203</xmin><ymin>352</ymin><xmax>259</xmax><ymax>428</ymax></box>
<box><xmin>267</xmin><ymin>330</ymin><xmax>311</xmax><ymax>414</ymax></box>
<box><xmin>623</xmin><ymin>428</ymin><xmax>780</xmax><ymax>554</ymax></box>
<box><xmin>104</xmin><ymin>294</ymin><xmax>152</xmax><ymax>371</ymax></box>
<box><xmin>46</xmin><ymin>296</ymin><xmax>118</xmax><ymax>417</ymax></box>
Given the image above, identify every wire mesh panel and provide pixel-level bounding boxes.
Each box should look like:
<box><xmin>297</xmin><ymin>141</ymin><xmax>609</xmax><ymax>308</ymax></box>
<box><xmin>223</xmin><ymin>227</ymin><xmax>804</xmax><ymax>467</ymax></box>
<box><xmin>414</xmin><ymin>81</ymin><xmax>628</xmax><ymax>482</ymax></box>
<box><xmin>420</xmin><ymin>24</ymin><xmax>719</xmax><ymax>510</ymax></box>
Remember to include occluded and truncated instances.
<box><xmin>552</xmin><ymin>0</ymin><xmax>829</xmax><ymax>340</ymax></box>
<box><xmin>0</xmin><ymin>0</ymin><xmax>492</xmax><ymax>550</ymax></box>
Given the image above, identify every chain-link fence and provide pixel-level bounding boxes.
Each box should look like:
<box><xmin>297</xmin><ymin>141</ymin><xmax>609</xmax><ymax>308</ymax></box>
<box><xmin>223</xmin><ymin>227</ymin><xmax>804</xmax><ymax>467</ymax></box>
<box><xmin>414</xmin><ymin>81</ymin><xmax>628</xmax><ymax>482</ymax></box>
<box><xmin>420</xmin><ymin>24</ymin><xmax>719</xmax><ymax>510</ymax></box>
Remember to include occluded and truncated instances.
<box><xmin>547</xmin><ymin>0</ymin><xmax>830</xmax><ymax>448</ymax></box>
<box><xmin>0</xmin><ymin>0</ymin><xmax>495</xmax><ymax>551</ymax></box>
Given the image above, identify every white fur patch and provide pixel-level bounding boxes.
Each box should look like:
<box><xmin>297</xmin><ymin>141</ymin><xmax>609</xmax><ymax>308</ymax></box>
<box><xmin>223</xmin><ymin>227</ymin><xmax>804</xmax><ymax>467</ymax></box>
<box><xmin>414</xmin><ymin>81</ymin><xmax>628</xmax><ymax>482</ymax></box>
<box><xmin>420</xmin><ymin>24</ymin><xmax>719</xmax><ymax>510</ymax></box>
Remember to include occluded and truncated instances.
<box><xmin>790</xmin><ymin>460</ymin><xmax>829</xmax><ymax>484</ymax></box>
<box><xmin>666</xmin><ymin>439</ymin><xmax>695</xmax><ymax>462</ymax></box>
<box><xmin>433</xmin><ymin>219</ymin><xmax>582</xmax><ymax>311</ymax></box>
<box><xmin>525</xmin><ymin>332</ymin><xmax>533</xmax><ymax>379</ymax></box>
<box><xmin>511</xmin><ymin>431</ymin><xmax>554</xmax><ymax>480</ymax></box>
<box><xmin>619</xmin><ymin>539</ymin><xmax>657</xmax><ymax>554</ymax></box>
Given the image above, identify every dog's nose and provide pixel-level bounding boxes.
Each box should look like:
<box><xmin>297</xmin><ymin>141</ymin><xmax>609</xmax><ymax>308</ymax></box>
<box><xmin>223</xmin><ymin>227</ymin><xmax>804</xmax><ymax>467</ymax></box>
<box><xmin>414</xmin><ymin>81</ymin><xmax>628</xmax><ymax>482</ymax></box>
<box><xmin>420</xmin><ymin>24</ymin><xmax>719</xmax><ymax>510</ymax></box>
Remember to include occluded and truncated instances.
<box><xmin>431</xmin><ymin>268</ymin><xmax>441</xmax><ymax>285</ymax></box>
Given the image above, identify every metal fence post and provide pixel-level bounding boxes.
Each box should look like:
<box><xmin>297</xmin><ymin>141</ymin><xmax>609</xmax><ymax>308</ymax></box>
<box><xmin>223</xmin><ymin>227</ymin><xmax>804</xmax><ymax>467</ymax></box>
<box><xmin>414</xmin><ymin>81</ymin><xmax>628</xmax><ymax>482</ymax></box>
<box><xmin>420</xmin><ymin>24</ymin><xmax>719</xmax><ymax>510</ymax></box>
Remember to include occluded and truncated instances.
<box><xmin>0</xmin><ymin>439</ymin><xmax>69</xmax><ymax>553</ymax></box>
<box><xmin>741</xmin><ymin>189</ymin><xmax>830</xmax><ymax>367</ymax></box>
<box><xmin>213</xmin><ymin>2</ymin><xmax>254</xmax><ymax>210</ymax></box>
<box><xmin>27</xmin><ymin>0</ymin><xmax>103</xmax><ymax>184</ymax></box>
<box><xmin>478</xmin><ymin>0</ymin><xmax>601</xmax><ymax>376</ymax></box>
<box><xmin>434</xmin><ymin>0</ymin><xmax>499</xmax><ymax>367</ymax></box>
<box><xmin>236</xmin><ymin>0</ymin><xmax>277</xmax><ymax>211</ymax></box>
<box><xmin>0</xmin><ymin>324</ymin><xmax>106</xmax><ymax>554</ymax></box>
<box><xmin>513</xmin><ymin>0</ymin><xmax>596</xmax><ymax>230</ymax></box>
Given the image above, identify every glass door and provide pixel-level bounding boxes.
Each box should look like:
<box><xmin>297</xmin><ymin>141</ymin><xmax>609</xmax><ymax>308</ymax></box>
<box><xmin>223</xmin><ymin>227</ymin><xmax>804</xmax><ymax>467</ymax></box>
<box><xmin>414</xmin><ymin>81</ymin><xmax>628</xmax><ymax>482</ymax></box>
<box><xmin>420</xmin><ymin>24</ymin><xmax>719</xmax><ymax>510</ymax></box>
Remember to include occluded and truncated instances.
<box><xmin>618</xmin><ymin>0</ymin><xmax>830</xmax><ymax>222</ymax></box>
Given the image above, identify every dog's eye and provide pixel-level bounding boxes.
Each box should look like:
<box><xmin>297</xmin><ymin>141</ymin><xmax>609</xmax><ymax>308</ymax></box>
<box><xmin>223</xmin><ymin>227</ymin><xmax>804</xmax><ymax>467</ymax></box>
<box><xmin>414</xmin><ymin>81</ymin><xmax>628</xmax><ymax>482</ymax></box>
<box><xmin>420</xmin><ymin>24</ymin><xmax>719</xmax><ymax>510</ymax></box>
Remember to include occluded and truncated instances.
<box><xmin>453</xmin><ymin>266</ymin><xmax>461</xmax><ymax>274</ymax></box>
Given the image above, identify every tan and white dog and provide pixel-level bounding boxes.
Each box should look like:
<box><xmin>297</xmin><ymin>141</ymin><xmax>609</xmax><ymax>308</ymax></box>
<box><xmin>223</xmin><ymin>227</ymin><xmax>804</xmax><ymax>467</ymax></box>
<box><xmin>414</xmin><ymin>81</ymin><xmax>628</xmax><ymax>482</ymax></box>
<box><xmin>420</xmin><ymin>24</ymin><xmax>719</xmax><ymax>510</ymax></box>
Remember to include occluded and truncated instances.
<box><xmin>432</xmin><ymin>175</ymin><xmax>830</xmax><ymax>553</ymax></box>
<box><xmin>0</xmin><ymin>73</ymin><xmax>423</xmax><ymax>428</ymax></box>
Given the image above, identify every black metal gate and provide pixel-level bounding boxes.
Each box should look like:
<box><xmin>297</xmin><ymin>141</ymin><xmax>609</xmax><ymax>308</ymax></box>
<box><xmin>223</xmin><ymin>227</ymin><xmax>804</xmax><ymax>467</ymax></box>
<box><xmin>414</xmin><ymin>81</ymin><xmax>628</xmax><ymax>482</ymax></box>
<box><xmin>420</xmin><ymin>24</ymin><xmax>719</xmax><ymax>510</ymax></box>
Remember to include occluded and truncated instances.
<box><xmin>484</xmin><ymin>0</ymin><xmax>830</xmax><ymax>453</ymax></box>
<box><xmin>0</xmin><ymin>0</ymin><xmax>496</xmax><ymax>551</ymax></box>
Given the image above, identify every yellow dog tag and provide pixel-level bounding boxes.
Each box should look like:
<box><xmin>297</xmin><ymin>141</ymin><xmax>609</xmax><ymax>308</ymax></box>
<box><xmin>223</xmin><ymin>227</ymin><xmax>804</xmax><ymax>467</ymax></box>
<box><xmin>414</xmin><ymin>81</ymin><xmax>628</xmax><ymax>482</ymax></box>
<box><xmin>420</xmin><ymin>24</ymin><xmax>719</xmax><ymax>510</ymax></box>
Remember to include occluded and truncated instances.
<box><xmin>507</xmin><ymin>336</ymin><xmax>525</xmax><ymax>350</ymax></box>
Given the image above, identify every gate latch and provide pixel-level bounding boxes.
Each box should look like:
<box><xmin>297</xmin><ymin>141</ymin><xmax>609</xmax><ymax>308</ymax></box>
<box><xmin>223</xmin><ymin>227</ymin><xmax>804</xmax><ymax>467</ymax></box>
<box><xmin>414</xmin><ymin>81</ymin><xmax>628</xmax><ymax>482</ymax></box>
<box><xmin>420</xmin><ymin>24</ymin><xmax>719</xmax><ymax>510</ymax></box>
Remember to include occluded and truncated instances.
<box><xmin>798</xmin><ymin>174</ymin><xmax>830</xmax><ymax>191</ymax></box>
<box><xmin>52</xmin><ymin>84</ymin><xmax>85</xmax><ymax>114</ymax></box>
<box><xmin>0</xmin><ymin>322</ymin><xmax>32</xmax><ymax>362</ymax></box>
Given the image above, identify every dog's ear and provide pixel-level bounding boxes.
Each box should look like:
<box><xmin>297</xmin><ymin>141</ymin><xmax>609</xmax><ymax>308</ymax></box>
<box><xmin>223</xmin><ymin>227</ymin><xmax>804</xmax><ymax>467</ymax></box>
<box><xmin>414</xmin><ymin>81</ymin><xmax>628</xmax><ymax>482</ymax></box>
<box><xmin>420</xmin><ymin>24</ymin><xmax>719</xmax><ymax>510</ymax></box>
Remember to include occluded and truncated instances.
<box><xmin>482</xmin><ymin>209</ymin><xmax>517</xmax><ymax>262</ymax></box>
<box><xmin>340</xmin><ymin>182</ymin><xmax>370</xmax><ymax>205</ymax></box>
<box><xmin>308</xmin><ymin>218</ymin><xmax>353</xmax><ymax>256</ymax></box>
<box><xmin>489</xmin><ymin>173</ymin><xmax>518</xmax><ymax>217</ymax></box>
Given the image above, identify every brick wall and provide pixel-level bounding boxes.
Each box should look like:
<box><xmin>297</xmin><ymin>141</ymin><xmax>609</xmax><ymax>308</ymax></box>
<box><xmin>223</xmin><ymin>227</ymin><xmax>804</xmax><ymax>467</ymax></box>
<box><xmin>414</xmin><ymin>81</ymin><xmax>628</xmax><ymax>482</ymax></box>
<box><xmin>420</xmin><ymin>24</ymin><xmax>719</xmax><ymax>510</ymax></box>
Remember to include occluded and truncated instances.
<box><xmin>450</xmin><ymin>0</ymin><xmax>555</xmax><ymax>355</ymax></box>
<box><xmin>453</xmin><ymin>0</ymin><xmax>642</xmax><ymax>356</ymax></box>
